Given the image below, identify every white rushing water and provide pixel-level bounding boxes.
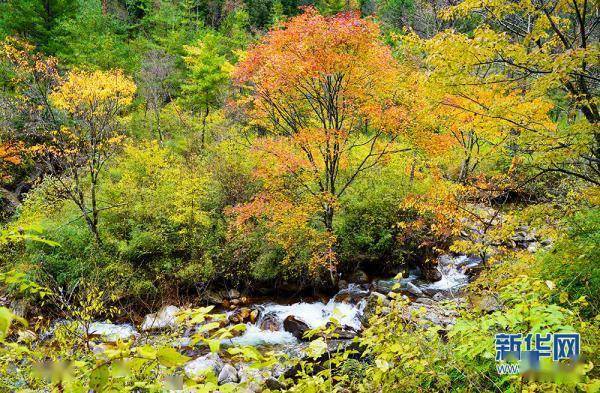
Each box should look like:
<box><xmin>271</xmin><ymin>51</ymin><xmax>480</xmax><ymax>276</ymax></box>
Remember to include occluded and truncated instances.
<box><xmin>229</xmin><ymin>297</ymin><xmax>366</xmax><ymax>346</ymax></box>
<box><xmin>421</xmin><ymin>255</ymin><xmax>479</xmax><ymax>291</ymax></box>
<box><xmin>228</xmin><ymin>325</ymin><xmax>297</xmax><ymax>346</ymax></box>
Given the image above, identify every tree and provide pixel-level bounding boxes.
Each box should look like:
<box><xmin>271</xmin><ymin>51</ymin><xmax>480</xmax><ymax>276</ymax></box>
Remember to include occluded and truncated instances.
<box><xmin>234</xmin><ymin>9</ymin><xmax>411</xmax><ymax>233</ymax></box>
<box><xmin>139</xmin><ymin>49</ymin><xmax>175</xmax><ymax>142</ymax></box>
<box><xmin>181</xmin><ymin>32</ymin><xmax>232</xmax><ymax>147</ymax></box>
<box><xmin>0</xmin><ymin>37</ymin><xmax>61</xmax><ymax>213</ymax></box>
<box><xmin>46</xmin><ymin>69</ymin><xmax>136</xmax><ymax>244</ymax></box>
<box><xmin>0</xmin><ymin>0</ymin><xmax>78</xmax><ymax>51</ymax></box>
<box><xmin>426</xmin><ymin>0</ymin><xmax>599</xmax><ymax>184</ymax></box>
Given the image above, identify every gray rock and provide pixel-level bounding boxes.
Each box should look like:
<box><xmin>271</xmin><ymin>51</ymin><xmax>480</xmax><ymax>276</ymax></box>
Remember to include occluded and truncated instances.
<box><xmin>218</xmin><ymin>363</ymin><xmax>239</xmax><ymax>384</ymax></box>
<box><xmin>432</xmin><ymin>292</ymin><xmax>446</xmax><ymax>302</ymax></box>
<box><xmin>265</xmin><ymin>377</ymin><xmax>286</xmax><ymax>390</ymax></box>
<box><xmin>205</xmin><ymin>290</ymin><xmax>226</xmax><ymax>305</ymax></box>
<box><xmin>406</xmin><ymin>282</ymin><xmax>424</xmax><ymax>297</ymax></box>
<box><xmin>259</xmin><ymin>312</ymin><xmax>282</xmax><ymax>332</ymax></box>
<box><xmin>405</xmin><ymin>300</ymin><xmax>459</xmax><ymax>328</ymax></box>
<box><xmin>184</xmin><ymin>353</ymin><xmax>224</xmax><ymax>379</ymax></box>
<box><xmin>349</xmin><ymin>270</ymin><xmax>369</xmax><ymax>284</ymax></box>
<box><xmin>334</xmin><ymin>283</ymin><xmax>370</xmax><ymax>304</ymax></box>
<box><xmin>228</xmin><ymin>289</ymin><xmax>241</xmax><ymax>299</ymax></box>
<box><xmin>87</xmin><ymin>322</ymin><xmax>139</xmax><ymax>342</ymax></box>
<box><xmin>360</xmin><ymin>292</ymin><xmax>390</xmax><ymax>326</ymax></box>
<box><xmin>140</xmin><ymin>305</ymin><xmax>180</xmax><ymax>331</ymax></box>
<box><xmin>237</xmin><ymin>363</ymin><xmax>269</xmax><ymax>390</ymax></box>
<box><xmin>527</xmin><ymin>242</ymin><xmax>540</xmax><ymax>253</ymax></box>
<box><xmin>414</xmin><ymin>297</ymin><xmax>436</xmax><ymax>305</ymax></box>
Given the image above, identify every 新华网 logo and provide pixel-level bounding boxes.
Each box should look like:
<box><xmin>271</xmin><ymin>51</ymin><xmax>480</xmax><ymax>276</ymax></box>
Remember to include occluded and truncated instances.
<box><xmin>494</xmin><ymin>333</ymin><xmax>580</xmax><ymax>375</ymax></box>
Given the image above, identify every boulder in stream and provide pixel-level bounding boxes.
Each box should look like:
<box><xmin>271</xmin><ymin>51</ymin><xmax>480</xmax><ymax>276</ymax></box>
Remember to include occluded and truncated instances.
<box><xmin>360</xmin><ymin>292</ymin><xmax>390</xmax><ymax>326</ymax></box>
<box><xmin>283</xmin><ymin>315</ymin><xmax>310</xmax><ymax>340</ymax></box>
<box><xmin>184</xmin><ymin>353</ymin><xmax>224</xmax><ymax>380</ymax></box>
<box><xmin>406</xmin><ymin>282</ymin><xmax>424</xmax><ymax>297</ymax></box>
<box><xmin>218</xmin><ymin>363</ymin><xmax>239</xmax><ymax>384</ymax></box>
<box><xmin>333</xmin><ymin>283</ymin><xmax>370</xmax><ymax>304</ymax></box>
<box><xmin>259</xmin><ymin>311</ymin><xmax>281</xmax><ymax>331</ymax></box>
<box><xmin>140</xmin><ymin>305</ymin><xmax>180</xmax><ymax>331</ymax></box>
<box><xmin>229</xmin><ymin>307</ymin><xmax>252</xmax><ymax>324</ymax></box>
<box><xmin>88</xmin><ymin>322</ymin><xmax>139</xmax><ymax>342</ymax></box>
<box><xmin>204</xmin><ymin>290</ymin><xmax>226</xmax><ymax>305</ymax></box>
<box><xmin>421</xmin><ymin>264</ymin><xmax>442</xmax><ymax>282</ymax></box>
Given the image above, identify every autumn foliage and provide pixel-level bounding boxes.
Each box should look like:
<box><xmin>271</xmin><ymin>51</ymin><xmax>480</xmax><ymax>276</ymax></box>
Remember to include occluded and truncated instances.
<box><xmin>231</xmin><ymin>8</ymin><xmax>413</xmax><ymax>279</ymax></box>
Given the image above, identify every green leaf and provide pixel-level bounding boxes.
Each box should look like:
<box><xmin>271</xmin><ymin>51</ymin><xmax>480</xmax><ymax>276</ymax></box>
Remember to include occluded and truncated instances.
<box><xmin>157</xmin><ymin>347</ymin><xmax>191</xmax><ymax>367</ymax></box>
<box><xmin>89</xmin><ymin>364</ymin><xmax>109</xmax><ymax>392</ymax></box>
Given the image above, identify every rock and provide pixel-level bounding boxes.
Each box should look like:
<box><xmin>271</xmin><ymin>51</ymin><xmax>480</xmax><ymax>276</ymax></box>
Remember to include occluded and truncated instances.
<box><xmin>471</xmin><ymin>294</ymin><xmax>502</xmax><ymax>313</ymax></box>
<box><xmin>432</xmin><ymin>292</ymin><xmax>446</xmax><ymax>302</ymax></box>
<box><xmin>259</xmin><ymin>312</ymin><xmax>281</xmax><ymax>331</ymax></box>
<box><xmin>372</xmin><ymin>279</ymin><xmax>397</xmax><ymax>294</ymax></box>
<box><xmin>9</xmin><ymin>298</ymin><xmax>29</xmax><ymax>319</ymax></box>
<box><xmin>406</xmin><ymin>302</ymin><xmax>458</xmax><ymax>327</ymax></box>
<box><xmin>87</xmin><ymin>322</ymin><xmax>139</xmax><ymax>342</ymax></box>
<box><xmin>349</xmin><ymin>270</ymin><xmax>369</xmax><ymax>284</ymax></box>
<box><xmin>338</xmin><ymin>279</ymin><xmax>349</xmax><ymax>290</ymax></box>
<box><xmin>228</xmin><ymin>289</ymin><xmax>241</xmax><ymax>299</ymax></box>
<box><xmin>414</xmin><ymin>297</ymin><xmax>436</xmax><ymax>305</ymax></box>
<box><xmin>333</xmin><ymin>284</ymin><xmax>370</xmax><ymax>304</ymax></box>
<box><xmin>406</xmin><ymin>282</ymin><xmax>424</xmax><ymax>297</ymax></box>
<box><xmin>422</xmin><ymin>265</ymin><xmax>442</xmax><ymax>282</ymax></box>
<box><xmin>140</xmin><ymin>305</ymin><xmax>180</xmax><ymax>331</ymax></box>
<box><xmin>229</xmin><ymin>307</ymin><xmax>252</xmax><ymax>324</ymax></box>
<box><xmin>265</xmin><ymin>377</ymin><xmax>286</xmax><ymax>390</ymax></box>
<box><xmin>205</xmin><ymin>290</ymin><xmax>226</xmax><ymax>305</ymax></box>
<box><xmin>184</xmin><ymin>353</ymin><xmax>224</xmax><ymax>379</ymax></box>
<box><xmin>360</xmin><ymin>292</ymin><xmax>390</xmax><ymax>326</ymax></box>
<box><xmin>237</xmin><ymin>363</ymin><xmax>268</xmax><ymax>388</ymax></box>
<box><xmin>540</xmin><ymin>239</ymin><xmax>552</xmax><ymax>247</ymax></box>
<box><xmin>283</xmin><ymin>315</ymin><xmax>310</xmax><ymax>340</ymax></box>
<box><xmin>331</xmin><ymin>325</ymin><xmax>358</xmax><ymax>340</ymax></box>
<box><xmin>527</xmin><ymin>242</ymin><xmax>540</xmax><ymax>253</ymax></box>
<box><xmin>465</xmin><ymin>264</ymin><xmax>484</xmax><ymax>277</ymax></box>
<box><xmin>250</xmin><ymin>309</ymin><xmax>260</xmax><ymax>323</ymax></box>
<box><xmin>218</xmin><ymin>364</ymin><xmax>239</xmax><ymax>384</ymax></box>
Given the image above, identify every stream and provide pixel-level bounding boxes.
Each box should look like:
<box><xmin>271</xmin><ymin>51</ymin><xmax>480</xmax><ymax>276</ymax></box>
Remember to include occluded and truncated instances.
<box><xmin>80</xmin><ymin>254</ymin><xmax>482</xmax><ymax>354</ymax></box>
<box><xmin>218</xmin><ymin>254</ymin><xmax>479</xmax><ymax>347</ymax></box>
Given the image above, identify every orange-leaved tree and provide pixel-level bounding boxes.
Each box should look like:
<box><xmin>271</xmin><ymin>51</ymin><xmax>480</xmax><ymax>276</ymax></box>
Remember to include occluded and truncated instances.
<box><xmin>234</xmin><ymin>8</ymin><xmax>412</xmax><ymax>233</ymax></box>
<box><xmin>231</xmin><ymin>8</ymin><xmax>414</xmax><ymax>281</ymax></box>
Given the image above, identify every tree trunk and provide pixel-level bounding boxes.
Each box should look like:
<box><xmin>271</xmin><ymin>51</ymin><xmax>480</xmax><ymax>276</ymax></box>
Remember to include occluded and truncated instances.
<box><xmin>201</xmin><ymin>105</ymin><xmax>209</xmax><ymax>149</ymax></box>
<box><xmin>458</xmin><ymin>155</ymin><xmax>470</xmax><ymax>184</ymax></box>
<box><xmin>409</xmin><ymin>152</ymin><xmax>416</xmax><ymax>183</ymax></box>
<box><xmin>155</xmin><ymin>108</ymin><xmax>163</xmax><ymax>142</ymax></box>
<box><xmin>323</xmin><ymin>205</ymin><xmax>334</xmax><ymax>232</ymax></box>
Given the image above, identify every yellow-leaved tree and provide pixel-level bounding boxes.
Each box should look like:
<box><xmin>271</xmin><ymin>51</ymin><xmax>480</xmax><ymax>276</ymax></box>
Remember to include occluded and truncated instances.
<box><xmin>405</xmin><ymin>0</ymin><xmax>599</xmax><ymax>185</ymax></box>
<box><xmin>46</xmin><ymin>69</ymin><xmax>136</xmax><ymax>244</ymax></box>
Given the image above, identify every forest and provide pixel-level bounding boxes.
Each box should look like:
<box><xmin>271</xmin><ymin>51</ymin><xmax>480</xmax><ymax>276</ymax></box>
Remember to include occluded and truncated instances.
<box><xmin>0</xmin><ymin>0</ymin><xmax>598</xmax><ymax>391</ymax></box>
